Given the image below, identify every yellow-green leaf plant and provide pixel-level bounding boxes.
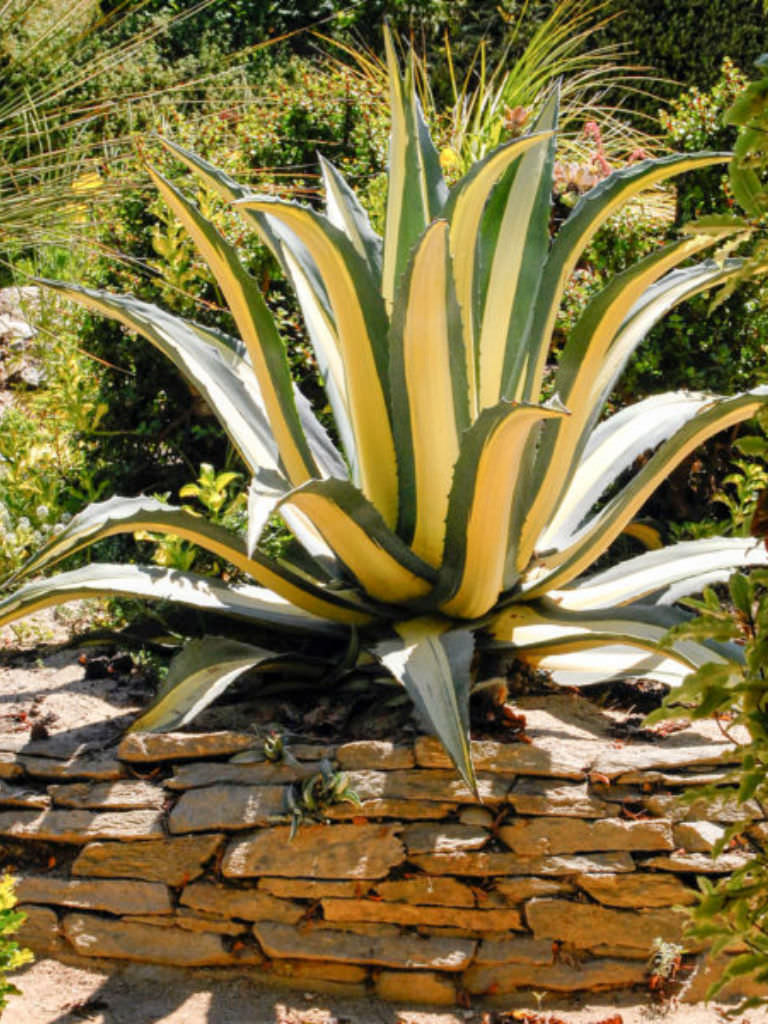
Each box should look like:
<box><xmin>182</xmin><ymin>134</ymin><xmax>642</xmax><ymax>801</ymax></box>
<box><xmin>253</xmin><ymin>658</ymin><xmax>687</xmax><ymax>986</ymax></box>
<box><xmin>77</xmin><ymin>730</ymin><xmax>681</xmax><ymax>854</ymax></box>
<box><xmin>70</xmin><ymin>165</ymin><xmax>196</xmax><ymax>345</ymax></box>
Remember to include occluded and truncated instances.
<box><xmin>3</xmin><ymin>32</ymin><xmax>768</xmax><ymax>790</ymax></box>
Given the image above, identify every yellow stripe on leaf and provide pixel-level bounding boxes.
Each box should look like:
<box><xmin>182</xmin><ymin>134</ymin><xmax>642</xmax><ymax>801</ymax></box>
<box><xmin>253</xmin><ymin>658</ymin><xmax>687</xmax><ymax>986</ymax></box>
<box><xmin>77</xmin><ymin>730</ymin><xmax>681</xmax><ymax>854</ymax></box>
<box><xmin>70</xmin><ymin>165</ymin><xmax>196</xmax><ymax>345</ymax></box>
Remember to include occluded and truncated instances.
<box><xmin>241</xmin><ymin>200</ymin><xmax>398</xmax><ymax>527</ymax></box>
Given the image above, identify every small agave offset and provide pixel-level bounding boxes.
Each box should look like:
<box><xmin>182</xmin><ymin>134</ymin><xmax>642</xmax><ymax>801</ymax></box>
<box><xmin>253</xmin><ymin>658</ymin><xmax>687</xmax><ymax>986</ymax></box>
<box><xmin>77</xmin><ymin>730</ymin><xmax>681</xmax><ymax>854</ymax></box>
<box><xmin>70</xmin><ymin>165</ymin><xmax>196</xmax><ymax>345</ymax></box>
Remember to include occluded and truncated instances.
<box><xmin>3</xmin><ymin>33</ymin><xmax>768</xmax><ymax>788</ymax></box>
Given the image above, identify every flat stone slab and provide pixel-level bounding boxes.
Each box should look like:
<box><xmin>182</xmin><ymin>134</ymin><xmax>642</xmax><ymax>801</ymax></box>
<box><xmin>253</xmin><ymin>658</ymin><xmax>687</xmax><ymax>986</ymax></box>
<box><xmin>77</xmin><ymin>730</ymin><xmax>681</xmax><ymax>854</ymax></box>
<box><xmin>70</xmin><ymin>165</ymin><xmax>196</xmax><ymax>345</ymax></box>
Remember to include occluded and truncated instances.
<box><xmin>644</xmin><ymin>851</ymin><xmax>752</xmax><ymax>873</ymax></box>
<box><xmin>16</xmin><ymin>875</ymin><xmax>171</xmax><ymax>915</ymax></box>
<box><xmin>72</xmin><ymin>834</ymin><xmax>224</xmax><ymax>886</ymax></box>
<box><xmin>591</xmin><ymin>739</ymin><xmax>740</xmax><ymax>779</ymax></box>
<box><xmin>181</xmin><ymin>881</ymin><xmax>303</xmax><ymax>924</ymax></box>
<box><xmin>17</xmin><ymin>904</ymin><xmax>63</xmax><ymax>955</ymax></box>
<box><xmin>48</xmin><ymin>780</ymin><xmax>164</xmax><ymax>810</ymax></box>
<box><xmin>463</xmin><ymin>957</ymin><xmax>648</xmax><ymax>995</ymax></box>
<box><xmin>222</xmin><ymin>823</ymin><xmax>405</xmax><ymax>879</ymax></box>
<box><xmin>414</xmin><ymin>736</ymin><xmax>585</xmax><ymax>779</ymax></box>
<box><xmin>63</xmin><ymin>913</ymin><xmax>233</xmax><ymax>965</ymax></box>
<box><xmin>266</xmin><ymin>958</ymin><xmax>366</xmax><ymax>985</ymax></box>
<box><xmin>324</xmin><ymin>799</ymin><xmax>456</xmax><ymax>820</ymax></box>
<box><xmin>321</xmin><ymin>897</ymin><xmax>522</xmax><ymax>931</ymax></box>
<box><xmin>373</xmin><ymin>877</ymin><xmax>476</xmax><ymax>907</ymax></box>
<box><xmin>118</xmin><ymin>731</ymin><xmax>257</xmax><ymax>762</ymax></box>
<box><xmin>345</xmin><ymin>769</ymin><xmax>514</xmax><ymax>805</ymax></box>
<box><xmin>492</xmin><ymin>878</ymin><xmax>575</xmax><ymax>903</ymax></box>
<box><xmin>401</xmin><ymin>823</ymin><xmax>489</xmax><ymax>854</ymax></box>
<box><xmin>458</xmin><ymin>806</ymin><xmax>494</xmax><ymax>827</ymax></box>
<box><xmin>673</xmin><ymin>821</ymin><xmax>727</xmax><ymax>852</ymax></box>
<box><xmin>507</xmin><ymin>780</ymin><xmax>612</xmax><ymax>817</ymax></box>
<box><xmin>577</xmin><ymin>872</ymin><xmax>697</xmax><ymax>908</ymax></box>
<box><xmin>19</xmin><ymin>755</ymin><xmax>123</xmax><ymax>781</ymax></box>
<box><xmin>616</xmin><ymin>769</ymin><xmax>730</xmax><ymax>787</ymax></box>
<box><xmin>645</xmin><ymin>791</ymin><xmax>763</xmax><ymax>823</ymax></box>
<box><xmin>408</xmin><ymin>851</ymin><xmax>635</xmax><ymax>877</ymax></box>
<box><xmin>166</xmin><ymin>762</ymin><xmax>317</xmax><ymax>790</ymax></box>
<box><xmin>0</xmin><ymin>781</ymin><xmax>49</xmax><ymax>808</ymax></box>
<box><xmin>125</xmin><ymin>911</ymin><xmax>245</xmax><ymax>936</ymax></box>
<box><xmin>0</xmin><ymin>808</ymin><xmax>164</xmax><ymax>843</ymax></box>
<box><xmin>258</xmin><ymin>879</ymin><xmax>366</xmax><ymax>900</ymax></box>
<box><xmin>474</xmin><ymin>936</ymin><xmax>555</xmax><ymax>966</ymax></box>
<box><xmin>526</xmin><ymin>897</ymin><xmax>688</xmax><ymax>952</ymax></box>
<box><xmin>168</xmin><ymin>785</ymin><xmax>286</xmax><ymax>833</ymax></box>
<box><xmin>336</xmin><ymin>741</ymin><xmax>415</xmax><ymax>770</ymax></box>
<box><xmin>0</xmin><ymin>752</ymin><xmax>24</xmax><ymax>779</ymax></box>
<box><xmin>375</xmin><ymin>969</ymin><xmax>456</xmax><ymax>1005</ymax></box>
<box><xmin>498</xmin><ymin>816</ymin><xmax>674</xmax><ymax>855</ymax></box>
<box><xmin>254</xmin><ymin>921</ymin><xmax>475</xmax><ymax>971</ymax></box>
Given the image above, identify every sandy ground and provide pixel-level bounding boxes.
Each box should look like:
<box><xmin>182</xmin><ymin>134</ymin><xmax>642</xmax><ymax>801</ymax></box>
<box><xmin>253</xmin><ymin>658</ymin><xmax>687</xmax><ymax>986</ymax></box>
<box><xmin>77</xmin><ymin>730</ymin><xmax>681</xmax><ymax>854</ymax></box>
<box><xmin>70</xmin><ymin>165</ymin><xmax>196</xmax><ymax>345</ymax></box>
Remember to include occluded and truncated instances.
<box><xmin>1</xmin><ymin>619</ymin><xmax>767</xmax><ymax>1024</ymax></box>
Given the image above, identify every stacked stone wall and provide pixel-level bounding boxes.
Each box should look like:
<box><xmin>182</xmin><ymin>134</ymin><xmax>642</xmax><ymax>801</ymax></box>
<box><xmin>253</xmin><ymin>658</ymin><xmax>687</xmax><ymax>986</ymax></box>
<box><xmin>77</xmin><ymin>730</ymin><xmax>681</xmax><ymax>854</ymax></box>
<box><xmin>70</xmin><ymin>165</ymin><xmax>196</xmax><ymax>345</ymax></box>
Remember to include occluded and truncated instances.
<box><xmin>2</xmin><ymin>694</ymin><xmax>763</xmax><ymax>1005</ymax></box>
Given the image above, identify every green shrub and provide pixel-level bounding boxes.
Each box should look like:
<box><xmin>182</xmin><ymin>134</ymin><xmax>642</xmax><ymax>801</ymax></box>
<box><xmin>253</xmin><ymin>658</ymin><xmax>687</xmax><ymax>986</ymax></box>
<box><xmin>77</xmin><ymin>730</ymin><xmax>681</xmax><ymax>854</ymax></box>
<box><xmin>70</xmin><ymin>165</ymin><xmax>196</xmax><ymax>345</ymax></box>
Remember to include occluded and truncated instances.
<box><xmin>0</xmin><ymin>874</ymin><xmax>33</xmax><ymax>1013</ymax></box>
<box><xmin>597</xmin><ymin>0</ymin><xmax>767</xmax><ymax>108</ymax></box>
<box><xmin>650</xmin><ymin>572</ymin><xmax>768</xmax><ymax>1010</ymax></box>
<box><xmin>610</xmin><ymin>61</ymin><xmax>768</xmax><ymax>407</ymax></box>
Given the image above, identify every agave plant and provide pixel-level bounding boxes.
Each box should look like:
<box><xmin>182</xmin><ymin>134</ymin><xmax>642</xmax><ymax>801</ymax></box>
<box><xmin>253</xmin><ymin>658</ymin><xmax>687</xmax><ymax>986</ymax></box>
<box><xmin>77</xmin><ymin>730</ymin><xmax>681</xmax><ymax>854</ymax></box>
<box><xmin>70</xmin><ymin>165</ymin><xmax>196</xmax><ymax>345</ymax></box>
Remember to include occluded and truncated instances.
<box><xmin>2</xmin><ymin>33</ymin><xmax>768</xmax><ymax>788</ymax></box>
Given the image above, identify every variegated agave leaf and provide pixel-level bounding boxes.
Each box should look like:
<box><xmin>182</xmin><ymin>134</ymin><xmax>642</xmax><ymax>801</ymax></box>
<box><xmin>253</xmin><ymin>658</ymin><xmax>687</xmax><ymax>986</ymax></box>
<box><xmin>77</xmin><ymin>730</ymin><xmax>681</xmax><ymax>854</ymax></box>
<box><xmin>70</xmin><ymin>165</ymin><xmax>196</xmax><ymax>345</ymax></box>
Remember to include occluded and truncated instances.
<box><xmin>3</xmin><ymin>28</ymin><xmax>768</xmax><ymax>790</ymax></box>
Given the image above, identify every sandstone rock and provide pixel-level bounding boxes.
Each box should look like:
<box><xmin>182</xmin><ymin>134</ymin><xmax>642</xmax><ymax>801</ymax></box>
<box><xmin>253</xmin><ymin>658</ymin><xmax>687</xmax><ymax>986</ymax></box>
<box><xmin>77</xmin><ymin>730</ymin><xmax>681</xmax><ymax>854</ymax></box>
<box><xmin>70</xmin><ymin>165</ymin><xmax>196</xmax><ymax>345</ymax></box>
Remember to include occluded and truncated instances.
<box><xmin>458</xmin><ymin>806</ymin><xmax>494</xmax><ymax>827</ymax></box>
<box><xmin>645</xmin><ymin>791</ymin><xmax>764</xmax><ymax>823</ymax></box>
<box><xmin>289</xmin><ymin>743</ymin><xmax>336</xmax><ymax>761</ymax></box>
<box><xmin>0</xmin><ymin>781</ymin><xmax>48</xmax><ymax>807</ymax></box>
<box><xmin>72</xmin><ymin>833</ymin><xmax>222</xmax><ymax>886</ymax></box>
<box><xmin>401</xmin><ymin>823</ymin><xmax>489</xmax><ymax>854</ymax></box>
<box><xmin>508</xmin><ymin>780</ymin><xmax>612</xmax><ymax>817</ymax></box>
<box><xmin>259</xmin><ymin>879</ymin><xmax>365</xmax><ymax>900</ymax></box>
<box><xmin>375</xmin><ymin>970</ymin><xmax>456</xmax><ymax>1005</ymax></box>
<box><xmin>0</xmin><ymin>808</ymin><xmax>164</xmax><ymax>842</ymax></box>
<box><xmin>616</xmin><ymin>769</ymin><xmax>729</xmax><ymax>786</ymax></box>
<box><xmin>463</xmin><ymin>957</ymin><xmax>648</xmax><ymax>995</ymax></box>
<box><xmin>492</xmin><ymin>878</ymin><xmax>575</xmax><ymax>903</ymax></box>
<box><xmin>124</xmin><ymin>910</ymin><xmax>246</xmax><ymax>936</ymax></box>
<box><xmin>374</xmin><ymin>877</ymin><xmax>475</xmax><ymax>907</ymax></box>
<box><xmin>414</xmin><ymin>735</ymin><xmax>585</xmax><ymax>779</ymax></box>
<box><xmin>118</xmin><ymin>731</ymin><xmax>256</xmax><ymax>762</ymax></box>
<box><xmin>321</xmin><ymin>921</ymin><xmax>401</xmax><ymax>937</ymax></box>
<box><xmin>63</xmin><ymin>913</ymin><xmax>232</xmax><ymax>965</ymax></box>
<box><xmin>0</xmin><ymin>753</ymin><xmax>23</xmax><ymax>779</ymax></box>
<box><xmin>345</xmin><ymin>769</ymin><xmax>513</xmax><ymax>805</ymax></box>
<box><xmin>48</xmin><ymin>780</ymin><xmax>164</xmax><ymax>810</ymax></box>
<box><xmin>16</xmin><ymin>904</ymin><xmax>62</xmax><ymax>955</ymax></box>
<box><xmin>525</xmin><ymin>897</ymin><xmax>688</xmax><ymax>953</ymax></box>
<box><xmin>643</xmin><ymin>851</ymin><xmax>752</xmax><ymax>872</ymax></box>
<box><xmin>591</xmin><ymin>739</ymin><xmax>739</xmax><ymax>779</ymax></box>
<box><xmin>223</xmin><ymin>823</ymin><xmax>404</xmax><ymax>879</ymax></box>
<box><xmin>324</xmin><ymin>799</ymin><xmax>456</xmax><ymax>820</ymax></box>
<box><xmin>266</xmin><ymin>959</ymin><xmax>366</xmax><ymax>983</ymax></box>
<box><xmin>577</xmin><ymin>871</ymin><xmax>697</xmax><ymax>908</ymax></box>
<box><xmin>20</xmin><ymin>755</ymin><xmax>122</xmax><ymax>780</ymax></box>
<box><xmin>181</xmin><ymin>881</ymin><xmax>303</xmax><ymax>924</ymax></box>
<box><xmin>15</xmin><ymin>875</ymin><xmax>171</xmax><ymax>915</ymax></box>
<box><xmin>321</xmin><ymin>898</ymin><xmax>522</xmax><ymax>931</ymax></box>
<box><xmin>474</xmin><ymin>935</ymin><xmax>555</xmax><ymax>965</ymax></box>
<box><xmin>166</xmin><ymin>762</ymin><xmax>316</xmax><ymax>790</ymax></box>
<box><xmin>168</xmin><ymin>785</ymin><xmax>286</xmax><ymax>833</ymax></box>
<box><xmin>681</xmin><ymin>953</ymin><xmax>768</xmax><ymax>1003</ymax></box>
<box><xmin>254</xmin><ymin>921</ymin><xmax>475</xmax><ymax>970</ymax></box>
<box><xmin>673</xmin><ymin>821</ymin><xmax>727</xmax><ymax>853</ymax></box>
<box><xmin>498</xmin><ymin>816</ymin><xmax>673</xmax><ymax>855</ymax></box>
<box><xmin>336</xmin><ymin>741</ymin><xmax>415</xmax><ymax>770</ymax></box>
<box><xmin>408</xmin><ymin>851</ymin><xmax>635</xmax><ymax>877</ymax></box>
